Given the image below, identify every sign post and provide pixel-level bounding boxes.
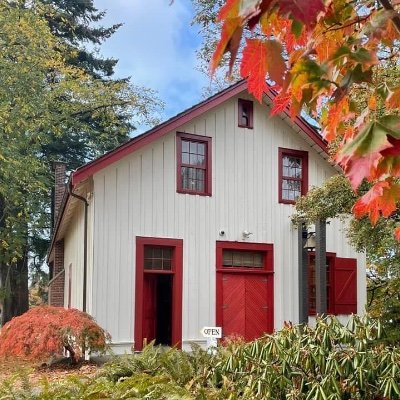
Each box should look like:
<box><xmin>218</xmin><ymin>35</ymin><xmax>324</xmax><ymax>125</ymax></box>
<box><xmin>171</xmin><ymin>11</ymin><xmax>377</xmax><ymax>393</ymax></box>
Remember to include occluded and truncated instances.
<box><xmin>200</xmin><ymin>326</ymin><xmax>222</xmax><ymax>353</ymax></box>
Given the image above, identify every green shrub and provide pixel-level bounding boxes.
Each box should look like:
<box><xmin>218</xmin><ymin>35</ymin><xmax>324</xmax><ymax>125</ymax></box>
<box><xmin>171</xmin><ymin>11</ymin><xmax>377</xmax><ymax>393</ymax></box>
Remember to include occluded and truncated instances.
<box><xmin>1</xmin><ymin>315</ymin><xmax>400</xmax><ymax>399</ymax></box>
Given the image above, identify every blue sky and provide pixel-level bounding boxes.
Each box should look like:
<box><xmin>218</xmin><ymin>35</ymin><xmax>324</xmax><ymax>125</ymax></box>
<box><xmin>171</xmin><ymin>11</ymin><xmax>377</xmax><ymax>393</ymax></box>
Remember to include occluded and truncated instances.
<box><xmin>94</xmin><ymin>0</ymin><xmax>210</xmax><ymax>130</ymax></box>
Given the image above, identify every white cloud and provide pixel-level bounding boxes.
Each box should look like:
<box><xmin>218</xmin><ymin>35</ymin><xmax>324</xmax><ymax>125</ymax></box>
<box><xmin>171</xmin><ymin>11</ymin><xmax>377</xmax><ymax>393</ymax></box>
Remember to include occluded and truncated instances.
<box><xmin>94</xmin><ymin>0</ymin><xmax>209</xmax><ymax>121</ymax></box>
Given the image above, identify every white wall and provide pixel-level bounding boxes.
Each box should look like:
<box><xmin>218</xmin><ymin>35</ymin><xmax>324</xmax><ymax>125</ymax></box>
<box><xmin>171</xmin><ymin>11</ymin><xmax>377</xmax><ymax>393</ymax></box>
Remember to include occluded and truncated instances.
<box><xmin>90</xmin><ymin>92</ymin><xmax>366</xmax><ymax>348</ymax></box>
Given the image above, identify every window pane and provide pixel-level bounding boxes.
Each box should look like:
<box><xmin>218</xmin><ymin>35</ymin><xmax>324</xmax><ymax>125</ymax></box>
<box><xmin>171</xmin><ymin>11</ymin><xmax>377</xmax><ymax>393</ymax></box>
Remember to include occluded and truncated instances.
<box><xmin>198</xmin><ymin>143</ymin><xmax>205</xmax><ymax>155</ymax></box>
<box><xmin>189</xmin><ymin>141</ymin><xmax>197</xmax><ymax>153</ymax></box>
<box><xmin>163</xmin><ymin>248</ymin><xmax>172</xmax><ymax>260</ymax></box>
<box><xmin>189</xmin><ymin>154</ymin><xmax>198</xmax><ymax>165</ymax></box>
<box><xmin>282</xmin><ymin>179</ymin><xmax>301</xmax><ymax>201</ymax></box>
<box><xmin>144</xmin><ymin>246</ymin><xmax>173</xmax><ymax>271</ymax></box>
<box><xmin>222</xmin><ymin>250</ymin><xmax>264</xmax><ymax>268</ymax></box>
<box><xmin>196</xmin><ymin>179</ymin><xmax>204</xmax><ymax>192</ymax></box>
<box><xmin>196</xmin><ymin>169</ymin><xmax>205</xmax><ymax>181</ymax></box>
<box><xmin>182</xmin><ymin>152</ymin><xmax>189</xmax><ymax>164</ymax></box>
<box><xmin>197</xmin><ymin>155</ymin><xmax>205</xmax><ymax>166</ymax></box>
<box><xmin>223</xmin><ymin>250</ymin><xmax>233</xmax><ymax>265</ymax></box>
<box><xmin>153</xmin><ymin>247</ymin><xmax>162</xmax><ymax>258</ymax></box>
<box><xmin>182</xmin><ymin>140</ymin><xmax>189</xmax><ymax>152</ymax></box>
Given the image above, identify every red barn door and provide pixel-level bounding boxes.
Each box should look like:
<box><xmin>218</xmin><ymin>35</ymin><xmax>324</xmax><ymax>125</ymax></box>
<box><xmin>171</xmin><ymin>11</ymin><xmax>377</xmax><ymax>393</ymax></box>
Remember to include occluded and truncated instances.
<box><xmin>216</xmin><ymin>242</ymin><xmax>274</xmax><ymax>341</ymax></box>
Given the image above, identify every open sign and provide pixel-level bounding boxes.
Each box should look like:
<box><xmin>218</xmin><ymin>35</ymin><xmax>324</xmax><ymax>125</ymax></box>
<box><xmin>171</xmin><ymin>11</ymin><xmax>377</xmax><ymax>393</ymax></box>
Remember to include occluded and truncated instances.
<box><xmin>200</xmin><ymin>326</ymin><xmax>222</xmax><ymax>338</ymax></box>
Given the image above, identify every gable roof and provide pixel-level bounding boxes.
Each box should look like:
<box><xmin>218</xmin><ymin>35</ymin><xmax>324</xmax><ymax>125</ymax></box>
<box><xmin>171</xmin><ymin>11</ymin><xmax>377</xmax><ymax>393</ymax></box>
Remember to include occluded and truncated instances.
<box><xmin>48</xmin><ymin>80</ymin><xmax>328</xmax><ymax>261</ymax></box>
<box><xmin>71</xmin><ymin>80</ymin><xmax>327</xmax><ymax>187</ymax></box>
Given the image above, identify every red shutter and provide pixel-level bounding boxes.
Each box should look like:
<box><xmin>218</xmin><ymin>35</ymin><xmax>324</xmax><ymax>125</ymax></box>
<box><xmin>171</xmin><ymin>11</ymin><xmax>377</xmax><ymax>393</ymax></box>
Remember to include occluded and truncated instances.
<box><xmin>333</xmin><ymin>257</ymin><xmax>357</xmax><ymax>314</ymax></box>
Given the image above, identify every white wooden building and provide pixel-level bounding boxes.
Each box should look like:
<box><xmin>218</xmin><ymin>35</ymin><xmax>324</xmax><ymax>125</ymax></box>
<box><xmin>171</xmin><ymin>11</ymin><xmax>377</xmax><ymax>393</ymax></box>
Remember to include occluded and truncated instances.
<box><xmin>48</xmin><ymin>81</ymin><xmax>366</xmax><ymax>352</ymax></box>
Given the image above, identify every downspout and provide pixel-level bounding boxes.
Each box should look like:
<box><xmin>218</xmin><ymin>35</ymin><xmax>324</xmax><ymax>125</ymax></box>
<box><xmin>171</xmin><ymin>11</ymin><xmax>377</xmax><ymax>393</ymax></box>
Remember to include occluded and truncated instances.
<box><xmin>68</xmin><ymin>182</ymin><xmax>89</xmax><ymax>313</ymax></box>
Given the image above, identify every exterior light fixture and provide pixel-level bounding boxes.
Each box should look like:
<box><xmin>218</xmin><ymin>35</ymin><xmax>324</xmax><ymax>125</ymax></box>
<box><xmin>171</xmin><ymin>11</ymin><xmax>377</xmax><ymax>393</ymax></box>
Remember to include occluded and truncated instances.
<box><xmin>304</xmin><ymin>232</ymin><xmax>316</xmax><ymax>250</ymax></box>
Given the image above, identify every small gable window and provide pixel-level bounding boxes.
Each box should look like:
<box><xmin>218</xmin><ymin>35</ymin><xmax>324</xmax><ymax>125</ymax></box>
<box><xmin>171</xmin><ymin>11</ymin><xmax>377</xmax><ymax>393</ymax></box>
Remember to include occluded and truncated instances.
<box><xmin>177</xmin><ymin>132</ymin><xmax>211</xmax><ymax>196</ymax></box>
<box><xmin>238</xmin><ymin>99</ymin><xmax>253</xmax><ymax>129</ymax></box>
<box><xmin>279</xmin><ymin>148</ymin><xmax>308</xmax><ymax>204</ymax></box>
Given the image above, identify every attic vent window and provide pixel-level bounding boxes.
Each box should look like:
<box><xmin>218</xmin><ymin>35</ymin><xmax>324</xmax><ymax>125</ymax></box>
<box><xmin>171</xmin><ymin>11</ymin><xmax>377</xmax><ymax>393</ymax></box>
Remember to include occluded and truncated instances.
<box><xmin>177</xmin><ymin>132</ymin><xmax>212</xmax><ymax>196</ymax></box>
<box><xmin>238</xmin><ymin>99</ymin><xmax>253</xmax><ymax>129</ymax></box>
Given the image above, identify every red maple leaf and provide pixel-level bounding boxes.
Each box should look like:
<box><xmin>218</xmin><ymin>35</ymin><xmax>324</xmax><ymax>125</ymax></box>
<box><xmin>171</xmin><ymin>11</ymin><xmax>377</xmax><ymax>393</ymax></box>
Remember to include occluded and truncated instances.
<box><xmin>380</xmin><ymin>136</ymin><xmax>400</xmax><ymax>157</ymax></box>
<box><xmin>353</xmin><ymin>181</ymin><xmax>400</xmax><ymax>225</ymax></box>
<box><xmin>210</xmin><ymin>17</ymin><xmax>242</xmax><ymax>75</ymax></box>
<box><xmin>270</xmin><ymin>91</ymin><xmax>291</xmax><ymax>116</ymax></box>
<box><xmin>240</xmin><ymin>39</ymin><xmax>269</xmax><ymax>101</ymax></box>
<box><xmin>340</xmin><ymin>152</ymin><xmax>381</xmax><ymax>190</ymax></box>
<box><xmin>278</xmin><ymin>0</ymin><xmax>325</xmax><ymax>26</ymax></box>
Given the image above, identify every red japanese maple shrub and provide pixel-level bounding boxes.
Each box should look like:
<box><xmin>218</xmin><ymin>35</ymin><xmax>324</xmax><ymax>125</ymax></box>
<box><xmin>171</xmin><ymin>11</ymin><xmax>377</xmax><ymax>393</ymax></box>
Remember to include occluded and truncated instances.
<box><xmin>0</xmin><ymin>306</ymin><xmax>111</xmax><ymax>362</ymax></box>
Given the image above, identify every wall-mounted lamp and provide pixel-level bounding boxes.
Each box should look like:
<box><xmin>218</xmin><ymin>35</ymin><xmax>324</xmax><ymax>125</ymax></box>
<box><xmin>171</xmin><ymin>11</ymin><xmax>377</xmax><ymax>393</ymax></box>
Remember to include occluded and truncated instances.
<box><xmin>304</xmin><ymin>232</ymin><xmax>316</xmax><ymax>250</ymax></box>
<box><xmin>242</xmin><ymin>230</ymin><xmax>253</xmax><ymax>239</ymax></box>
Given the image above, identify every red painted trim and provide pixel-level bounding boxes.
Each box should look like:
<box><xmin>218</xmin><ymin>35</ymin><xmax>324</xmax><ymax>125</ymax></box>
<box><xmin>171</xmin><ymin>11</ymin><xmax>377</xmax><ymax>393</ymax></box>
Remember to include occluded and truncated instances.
<box><xmin>176</xmin><ymin>132</ymin><xmax>212</xmax><ymax>196</ymax></box>
<box><xmin>215</xmin><ymin>241</ymin><xmax>274</xmax><ymax>335</ymax></box>
<box><xmin>134</xmin><ymin>237</ymin><xmax>183</xmax><ymax>351</ymax></box>
<box><xmin>71</xmin><ymin>80</ymin><xmax>249</xmax><ymax>187</ymax></box>
<box><xmin>278</xmin><ymin>147</ymin><xmax>309</xmax><ymax>204</ymax></box>
<box><xmin>238</xmin><ymin>98</ymin><xmax>254</xmax><ymax>129</ymax></box>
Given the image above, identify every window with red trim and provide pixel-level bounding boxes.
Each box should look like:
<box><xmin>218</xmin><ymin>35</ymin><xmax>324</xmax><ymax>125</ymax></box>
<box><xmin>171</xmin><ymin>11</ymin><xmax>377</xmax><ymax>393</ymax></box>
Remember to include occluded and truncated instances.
<box><xmin>176</xmin><ymin>132</ymin><xmax>211</xmax><ymax>196</ymax></box>
<box><xmin>308</xmin><ymin>254</ymin><xmax>357</xmax><ymax>315</ymax></box>
<box><xmin>279</xmin><ymin>148</ymin><xmax>308</xmax><ymax>204</ymax></box>
<box><xmin>238</xmin><ymin>99</ymin><xmax>253</xmax><ymax>128</ymax></box>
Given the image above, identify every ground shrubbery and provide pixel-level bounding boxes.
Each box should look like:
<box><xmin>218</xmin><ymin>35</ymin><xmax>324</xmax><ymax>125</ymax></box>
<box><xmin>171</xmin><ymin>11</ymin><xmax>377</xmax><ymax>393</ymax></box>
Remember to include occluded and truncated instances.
<box><xmin>1</xmin><ymin>315</ymin><xmax>400</xmax><ymax>399</ymax></box>
<box><xmin>0</xmin><ymin>306</ymin><xmax>110</xmax><ymax>362</ymax></box>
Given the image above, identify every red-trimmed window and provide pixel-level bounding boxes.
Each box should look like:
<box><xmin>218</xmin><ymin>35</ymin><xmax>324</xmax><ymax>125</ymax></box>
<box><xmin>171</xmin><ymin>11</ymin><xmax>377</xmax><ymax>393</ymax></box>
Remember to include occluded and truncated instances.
<box><xmin>238</xmin><ymin>99</ymin><xmax>253</xmax><ymax>128</ymax></box>
<box><xmin>308</xmin><ymin>254</ymin><xmax>357</xmax><ymax>315</ymax></box>
<box><xmin>279</xmin><ymin>148</ymin><xmax>308</xmax><ymax>204</ymax></box>
<box><xmin>176</xmin><ymin>132</ymin><xmax>211</xmax><ymax>196</ymax></box>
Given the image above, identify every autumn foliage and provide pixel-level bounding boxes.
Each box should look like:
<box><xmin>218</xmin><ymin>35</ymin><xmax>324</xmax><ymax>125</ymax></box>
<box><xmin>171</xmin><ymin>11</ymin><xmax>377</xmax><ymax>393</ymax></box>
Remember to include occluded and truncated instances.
<box><xmin>212</xmin><ymin>0</ymin><xmax>400</xmax><ymax>236</ymax></box>
<box><xmin>0</xmin><ymin>306</ymin><xmax>110</xmax><ymax>362</ymax></box>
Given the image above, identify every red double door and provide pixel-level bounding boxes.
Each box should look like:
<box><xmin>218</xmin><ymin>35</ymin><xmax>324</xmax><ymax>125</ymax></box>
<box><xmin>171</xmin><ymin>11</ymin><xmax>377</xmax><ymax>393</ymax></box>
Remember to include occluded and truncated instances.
<box><xmin>216</xmin><ymin>242</ymin><xmax>274</xmax><ymax>341</ymax></box>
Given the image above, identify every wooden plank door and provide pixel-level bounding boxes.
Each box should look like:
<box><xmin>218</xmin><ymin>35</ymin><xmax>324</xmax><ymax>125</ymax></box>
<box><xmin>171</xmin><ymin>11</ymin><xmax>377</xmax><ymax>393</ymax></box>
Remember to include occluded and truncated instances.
<box><xmin>222</xmin><ymin>273</ymin><xmax>271</xmax><ymax>341</ymax></box>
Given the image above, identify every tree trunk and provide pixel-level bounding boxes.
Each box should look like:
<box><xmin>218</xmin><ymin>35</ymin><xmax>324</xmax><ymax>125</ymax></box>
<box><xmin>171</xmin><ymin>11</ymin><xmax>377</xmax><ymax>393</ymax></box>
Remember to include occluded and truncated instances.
<box><xmin>0</xmin><ymin>193</ymin><xmax>29</xmax><ymax>326</ymax></box>
<box><xmin>0</xmin><ymin>253</ymin><xmax>29</xmax><ymax>326</ymax></box>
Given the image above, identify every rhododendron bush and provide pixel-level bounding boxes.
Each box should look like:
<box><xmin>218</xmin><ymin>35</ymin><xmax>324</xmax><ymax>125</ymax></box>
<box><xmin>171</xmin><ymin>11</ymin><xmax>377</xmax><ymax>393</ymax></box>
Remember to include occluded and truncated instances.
<box><xmin>0</xmin><ymin>306</ymin><xmax>110</xmax><ymax>361</ymax></box>
<box><xmin>211</xmin><ymin>0</ymin><xmax>400</xmax><ymax>237</ymax></box>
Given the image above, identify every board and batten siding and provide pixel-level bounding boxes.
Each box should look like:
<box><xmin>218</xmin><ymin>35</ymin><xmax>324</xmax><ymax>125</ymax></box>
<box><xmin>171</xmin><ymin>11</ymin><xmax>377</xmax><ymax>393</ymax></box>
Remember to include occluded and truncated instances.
<box><xmin>63</xmin><ymin>184</ymin><xmax>94</xmax><ymax>313</ymax></box>
<box><xmin>91</xmin><ymin>93</ymin><xmax>366</xmax><ymax>350</ymax></box>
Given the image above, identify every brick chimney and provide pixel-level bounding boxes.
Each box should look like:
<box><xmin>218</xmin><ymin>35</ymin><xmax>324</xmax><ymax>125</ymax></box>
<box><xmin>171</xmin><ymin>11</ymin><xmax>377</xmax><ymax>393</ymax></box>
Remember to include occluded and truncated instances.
<box><xmin>52</xmin><ymin>161</ymin><xmax>66</xmax><ymax>227</ymax></box>
<box><xmin>49</xmin><ymin>162</ymin><xmax>66</xmax><ymax>307</ymax></box>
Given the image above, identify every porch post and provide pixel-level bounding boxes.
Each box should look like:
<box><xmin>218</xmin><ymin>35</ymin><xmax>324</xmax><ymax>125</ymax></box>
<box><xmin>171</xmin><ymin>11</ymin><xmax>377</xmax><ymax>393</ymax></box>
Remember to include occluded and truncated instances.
<box><xmin>315</xmin><ymin>219</ymin><xmax>327</xmax><ymax>315</ymax></box>
<box><xmin>298</xmin><ymin>222</ymin><xmax>309</xmax><ymax>324</ymax></box>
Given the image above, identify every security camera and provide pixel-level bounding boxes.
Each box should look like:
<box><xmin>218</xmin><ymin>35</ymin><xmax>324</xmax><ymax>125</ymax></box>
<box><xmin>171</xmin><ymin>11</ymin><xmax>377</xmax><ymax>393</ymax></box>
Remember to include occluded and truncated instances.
<box><xmin>219</xmin><ymin>230</ymin><xmax>225</xmax><ymax>236</ymax></box>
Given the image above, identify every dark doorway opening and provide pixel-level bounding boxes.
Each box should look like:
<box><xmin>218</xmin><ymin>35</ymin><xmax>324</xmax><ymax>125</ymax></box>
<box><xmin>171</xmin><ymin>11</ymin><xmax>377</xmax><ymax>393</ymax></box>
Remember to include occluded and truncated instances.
<box><xmin>156</xmin><ymin>275</ymin><xmax>172</xmax><ymax>345</ymax></box>
<box><xmin>143</xmin><ymin>274</ymin><xmax>172</xmax><ymax>346</ymax></box>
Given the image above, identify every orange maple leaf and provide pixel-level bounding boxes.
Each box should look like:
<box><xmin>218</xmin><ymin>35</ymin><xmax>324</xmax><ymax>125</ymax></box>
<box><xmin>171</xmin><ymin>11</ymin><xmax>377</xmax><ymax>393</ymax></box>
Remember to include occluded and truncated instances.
<box><xmin>385</xmin><ymin>86</ymin><xmax>400</xmax><ymax>110</ymax></box>
<box><xmin>240</xmin><ymin>39</ymin><xmax>268</xmax><ymax>101</ymax></box>
<box><xmin>352</xmin><ymin>181</ymin><xmax>400</xmax><ymax>225</ymax></box>
<box><xmin>270</xmin><ymin>90</ymin><xmax>291</xmax><ymax>116</ymax></box>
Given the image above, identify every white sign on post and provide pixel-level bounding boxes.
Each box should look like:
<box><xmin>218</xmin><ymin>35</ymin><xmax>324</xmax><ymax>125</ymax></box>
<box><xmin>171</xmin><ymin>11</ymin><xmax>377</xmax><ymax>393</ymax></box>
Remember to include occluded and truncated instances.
<box><xmin>201</xmin><ymin>326</ymin><xmax>222</xmax><ymax>354</ymax></box>
<box><xmin>200</xmin><ymin>326</ymin><xmax>222</xmax><ymax>338</ymax></box>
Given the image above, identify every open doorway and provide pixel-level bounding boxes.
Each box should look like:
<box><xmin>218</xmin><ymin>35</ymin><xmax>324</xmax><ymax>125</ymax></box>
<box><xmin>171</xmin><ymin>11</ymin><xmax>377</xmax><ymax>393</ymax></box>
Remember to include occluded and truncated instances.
<box><xmin>143</xmin><ymin>274</ymin><xmax>172</xmax><ymax>346</ymax></box>
<box><xmin>135</xmin><ymin>237</ymin><xmax>183</xmax><ymax>351</ymax></box>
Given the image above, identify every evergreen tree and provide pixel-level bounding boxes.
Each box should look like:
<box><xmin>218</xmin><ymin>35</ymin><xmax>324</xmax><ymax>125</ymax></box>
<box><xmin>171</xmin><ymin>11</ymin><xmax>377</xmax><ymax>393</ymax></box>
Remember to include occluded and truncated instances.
<box><xmin>0</xmin><ymin>0</ymin><xmax>162</xmax><ymax>324</ymax></box>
